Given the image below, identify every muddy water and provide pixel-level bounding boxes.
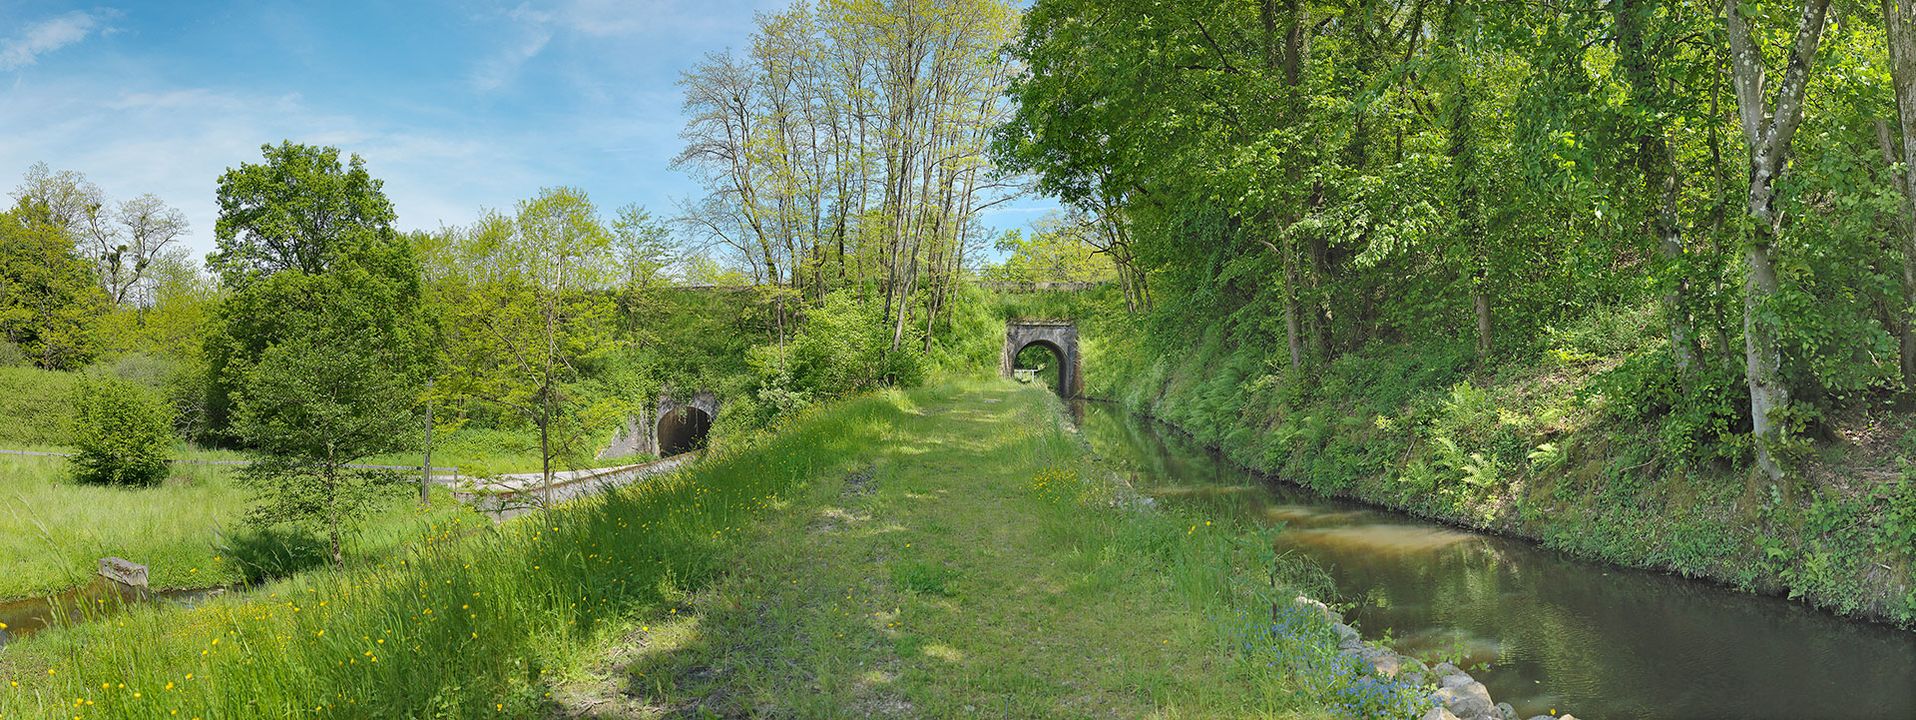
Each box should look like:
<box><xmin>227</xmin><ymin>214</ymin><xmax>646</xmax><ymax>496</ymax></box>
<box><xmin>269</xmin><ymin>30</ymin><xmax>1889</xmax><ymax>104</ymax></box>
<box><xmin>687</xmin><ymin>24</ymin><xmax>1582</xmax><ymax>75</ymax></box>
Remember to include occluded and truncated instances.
<box><xmin>0</xmin><ymin>580</ymin><xmax>222</xmax><ymax>650</ymax></box>
<box><xmin>1077</xmin><ymin>401</ymin><xmax>1916</xmax><ymax>720</ymax></box>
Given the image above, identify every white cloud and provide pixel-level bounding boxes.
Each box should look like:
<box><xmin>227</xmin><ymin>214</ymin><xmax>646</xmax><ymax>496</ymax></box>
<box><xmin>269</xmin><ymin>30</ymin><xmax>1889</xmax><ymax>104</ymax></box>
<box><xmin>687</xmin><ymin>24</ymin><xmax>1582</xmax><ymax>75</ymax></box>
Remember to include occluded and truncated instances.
<box><xmin>468</xmin><ymin>0</ymin><xmax>778</xmax><ymax>92</ymax></box>
<box><xmin>0</xmin><ymin>10</ymin><xmax>115</xmax><ymax>71</ymax></box>
<box><xmin>0</xmin><ymin>78</ymin><xmax>550</xmax><ymax>258</ymax></box>
<box><xmin>467</xmin><ymin>24</ymin><xmax>551</xmax><ymax>91</ymax></box>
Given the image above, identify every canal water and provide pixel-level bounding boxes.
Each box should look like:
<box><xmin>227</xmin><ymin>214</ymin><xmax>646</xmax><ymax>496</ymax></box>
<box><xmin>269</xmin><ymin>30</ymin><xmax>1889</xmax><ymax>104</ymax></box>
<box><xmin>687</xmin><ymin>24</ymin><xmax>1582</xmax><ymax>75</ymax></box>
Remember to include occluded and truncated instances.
<box><xmin>0</xmin><ymin>579</ymin><xmax>222</xmax><ymax>650</ymax></box>
<box><xmin>1076</xmin><ymin>401</ymin><xmax>1916</xmax><ymax>720</ymax></box>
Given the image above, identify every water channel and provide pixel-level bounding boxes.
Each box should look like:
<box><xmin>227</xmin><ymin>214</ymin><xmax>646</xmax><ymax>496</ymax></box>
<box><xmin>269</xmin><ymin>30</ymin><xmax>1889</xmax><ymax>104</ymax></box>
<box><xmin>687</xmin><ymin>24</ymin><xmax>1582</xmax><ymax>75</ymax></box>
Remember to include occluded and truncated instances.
<box><xmin>0</xmin><ymin>579</ymin><xmax>222</xmax><ymax>650</ymax></box>
<box><xmin>1076</xmin><ymin>400</ymin><xmax>1916</xmax><ymax>720</ymax></box>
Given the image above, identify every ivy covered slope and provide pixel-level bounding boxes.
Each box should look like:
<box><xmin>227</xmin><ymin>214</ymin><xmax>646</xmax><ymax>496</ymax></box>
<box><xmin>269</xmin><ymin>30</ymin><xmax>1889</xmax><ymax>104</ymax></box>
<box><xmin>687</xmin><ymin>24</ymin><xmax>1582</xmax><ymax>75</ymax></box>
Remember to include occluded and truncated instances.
<box><xmin>1015</xmin><ymin>286</ymin><xmax>1916</xmax><ymax>626</ymax></box>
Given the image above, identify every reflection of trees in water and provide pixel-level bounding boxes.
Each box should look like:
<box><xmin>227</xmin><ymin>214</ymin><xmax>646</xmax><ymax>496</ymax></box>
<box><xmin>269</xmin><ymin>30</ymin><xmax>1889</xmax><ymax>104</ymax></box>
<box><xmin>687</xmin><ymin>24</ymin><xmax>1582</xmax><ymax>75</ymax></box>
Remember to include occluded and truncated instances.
<box><xmin>1079</xmin><ymin>401</ymin><xmax>1916</xmax><ymax>718</ymax></box>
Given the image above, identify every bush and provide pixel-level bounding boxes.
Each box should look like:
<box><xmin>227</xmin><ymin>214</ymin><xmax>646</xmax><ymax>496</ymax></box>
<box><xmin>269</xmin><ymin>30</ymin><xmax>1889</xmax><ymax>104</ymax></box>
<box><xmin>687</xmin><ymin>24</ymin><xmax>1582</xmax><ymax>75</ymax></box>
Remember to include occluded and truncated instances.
<box><xmin>70</xmin><ymin>375</ymin><xmax>176</xmax><ymax>486</ymax></box>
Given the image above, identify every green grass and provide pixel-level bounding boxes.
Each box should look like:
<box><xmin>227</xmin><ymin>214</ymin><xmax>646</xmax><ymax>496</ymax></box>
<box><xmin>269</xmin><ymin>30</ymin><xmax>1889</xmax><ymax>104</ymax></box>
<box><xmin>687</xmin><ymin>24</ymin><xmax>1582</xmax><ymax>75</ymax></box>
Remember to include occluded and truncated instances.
<box><xmin>0</xmin><ymin>380</ymin><xmax>1394</xmax><ymax>719</ymax></box>
<box><xmin>0</xmin><ymin>450</ymin><xmax>481</xmax><ymax>600</ymax></box>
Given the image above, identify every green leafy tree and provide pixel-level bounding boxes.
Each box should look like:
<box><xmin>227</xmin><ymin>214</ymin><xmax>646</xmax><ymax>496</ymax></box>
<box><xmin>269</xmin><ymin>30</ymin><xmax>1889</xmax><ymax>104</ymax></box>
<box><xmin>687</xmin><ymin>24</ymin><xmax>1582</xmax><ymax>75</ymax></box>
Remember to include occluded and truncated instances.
<box><xmin>207</xmin><ymin>141</ymin><xmax>397</xmax><ymax>287</ymax></box>
<box><xmin>984</xmin><ymin>213</ymin><xmax>1117</xmax><ymax>284</ymax></box>
<box><xmin>70</xmin><ymin>375</ymin><xmax>175</xmax><ymax>486</ymax></box>
<box><xmin>0</xmin><ymin>200</ymin><xmax>104</xmax><ymax>369</ymax></box>
<box><xmin>441</xmin><ymin>188</ymin><xmax>617</xmax><ymax>507</ymax></box>
<box><xmin>204</xmin><ymin>142</ymin><xmax>420</xmax><ymax>439</ymax></box>
<box><xmin>233</xmin><ymin>321</ymin><xmax>416</xmax><ymax>566</ymax></box>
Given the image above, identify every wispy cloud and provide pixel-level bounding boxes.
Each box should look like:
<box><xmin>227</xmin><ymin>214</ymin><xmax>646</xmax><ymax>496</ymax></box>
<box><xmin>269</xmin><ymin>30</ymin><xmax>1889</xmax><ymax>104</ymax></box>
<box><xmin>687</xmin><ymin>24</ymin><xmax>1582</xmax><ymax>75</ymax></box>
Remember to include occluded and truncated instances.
<box><xmin>470</xmin><ymin>4</ymin><xmax>554</xmax><ymax>92</ymax></box>
<box><xmin>468</xmin><ymin>0</ymin><xmax>779</xmax><ymax>92</ymax></box>
<box><xmin>0</xmin><ymin>9</ymin><xmax>115</xmax><ymax>71</ymax></box>
<box><xmin>0</xmin><ymin>79</ymin><xmax>549</xmax><ymax>257</ymax></box>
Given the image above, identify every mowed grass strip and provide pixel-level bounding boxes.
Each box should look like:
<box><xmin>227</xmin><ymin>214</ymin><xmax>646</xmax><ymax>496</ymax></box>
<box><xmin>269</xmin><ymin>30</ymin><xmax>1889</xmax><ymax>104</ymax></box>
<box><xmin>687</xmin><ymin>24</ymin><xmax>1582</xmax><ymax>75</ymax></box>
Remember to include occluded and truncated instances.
<box><xmin>559</xmin><ymin>380</ymin><xmax>1337</xmax><ymax>718</ymax></box>
<box><xmin>2</xmin><ymin>380</ymin><xmax>1344</xmax><ymax>719</ymax></box>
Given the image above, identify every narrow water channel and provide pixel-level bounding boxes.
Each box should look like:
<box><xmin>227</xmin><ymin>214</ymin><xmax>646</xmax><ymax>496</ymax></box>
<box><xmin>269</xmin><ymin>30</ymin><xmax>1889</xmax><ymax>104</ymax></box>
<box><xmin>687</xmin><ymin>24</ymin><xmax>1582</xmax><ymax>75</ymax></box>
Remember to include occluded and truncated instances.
<box><xmin>1075</xmin><ymin>401</ymin><xmax>1916</xmax><ymax>720</ymax></box>
<box><xmin>0</xmin><ymin>580</ymin><xmax>222</xmax><ymax>650</ymax></box>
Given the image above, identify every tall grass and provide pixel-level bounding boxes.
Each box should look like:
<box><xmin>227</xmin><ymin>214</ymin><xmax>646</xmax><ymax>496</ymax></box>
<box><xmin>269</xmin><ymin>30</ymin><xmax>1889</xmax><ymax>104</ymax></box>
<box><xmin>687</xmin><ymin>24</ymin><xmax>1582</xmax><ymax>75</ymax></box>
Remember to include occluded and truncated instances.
<box><xmin>0</xmin><ymin>452</ymin><xmax>479</xmax><ymax>600</ymax></box>
<box><xmin>0</xmin><ymin>389</ymin><xmax>906</xmax><ymax>718</ymax></box>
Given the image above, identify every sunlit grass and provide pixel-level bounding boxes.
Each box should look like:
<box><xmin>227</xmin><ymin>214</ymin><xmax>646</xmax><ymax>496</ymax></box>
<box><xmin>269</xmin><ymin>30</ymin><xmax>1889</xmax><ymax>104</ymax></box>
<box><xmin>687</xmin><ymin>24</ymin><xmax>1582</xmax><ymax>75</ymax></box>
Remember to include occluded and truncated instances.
<box><xmin>1</xmin><ymin>380</ymin><xmax>1384</xmax><ymax>718</ymax></box>
<box><xmin>0</xmin><ymin>451</ymin><xmax>480</xmax><ymax>600</ymax></box>
<box><xmin>0</xmin><ymin>387</ymin><xmax>903</xmax><ymax>718</ymax></box>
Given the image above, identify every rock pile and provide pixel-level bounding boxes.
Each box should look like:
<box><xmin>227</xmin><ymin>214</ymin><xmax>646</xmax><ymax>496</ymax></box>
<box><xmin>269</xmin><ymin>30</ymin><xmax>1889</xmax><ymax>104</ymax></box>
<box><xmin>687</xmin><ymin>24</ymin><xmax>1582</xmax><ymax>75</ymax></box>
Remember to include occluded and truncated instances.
<box><xmin>1290</xmin><ymin>596</ymin><xmax>1577</xmax><ymax>720</ymax></box>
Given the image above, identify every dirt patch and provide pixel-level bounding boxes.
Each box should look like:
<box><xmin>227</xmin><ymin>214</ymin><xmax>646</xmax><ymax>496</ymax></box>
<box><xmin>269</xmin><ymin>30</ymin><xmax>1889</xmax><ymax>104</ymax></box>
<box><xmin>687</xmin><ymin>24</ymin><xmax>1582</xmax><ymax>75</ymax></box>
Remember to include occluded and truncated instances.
<box><xmin>807</xmin><ymin>506</ymin><xmax>869</xmax><ymax>534</ymax></box>
<box><xmin>842</xmin><ymin>464</ymin><xmax>877</xmax><ymax>497</ymax></box>
<box><xmin>549</xmin><ymin>629</ymin><xmax>663</xmax><ymax>719</ymax></box>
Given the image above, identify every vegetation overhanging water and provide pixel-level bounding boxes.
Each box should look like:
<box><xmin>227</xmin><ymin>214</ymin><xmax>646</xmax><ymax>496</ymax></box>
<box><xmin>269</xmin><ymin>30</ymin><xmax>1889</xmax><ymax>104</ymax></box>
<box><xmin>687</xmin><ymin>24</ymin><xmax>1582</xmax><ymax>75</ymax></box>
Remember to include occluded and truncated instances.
<box><xmin>1076</xmin><ymin>400</ymin><xmax>1916</xmax><ymax>720</ymax></box>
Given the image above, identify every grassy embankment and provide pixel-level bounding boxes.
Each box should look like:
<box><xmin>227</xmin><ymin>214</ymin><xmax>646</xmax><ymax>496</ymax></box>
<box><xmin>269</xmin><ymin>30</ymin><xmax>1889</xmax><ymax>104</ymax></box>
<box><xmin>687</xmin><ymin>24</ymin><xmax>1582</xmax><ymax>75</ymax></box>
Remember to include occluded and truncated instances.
<box><xmin>0</xmin><ymin>380</ymin><xmax>1427</xmax><ymax>719</ymax></box>
<box><xmin>1001</xmin><ymin>287</ymin><xmax>1916</xmax><ymax>626</ymax></box>
<box><xmin>0</xmin><ymin>366</ymin><xmax>480</xmax><ymax>601</ymax></box>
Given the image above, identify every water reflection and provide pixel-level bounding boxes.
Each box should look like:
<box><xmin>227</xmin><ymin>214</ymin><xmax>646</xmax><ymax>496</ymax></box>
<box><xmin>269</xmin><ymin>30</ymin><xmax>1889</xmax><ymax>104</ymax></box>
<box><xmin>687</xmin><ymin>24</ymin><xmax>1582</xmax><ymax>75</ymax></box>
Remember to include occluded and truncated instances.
<box><xmin>1076</xmin><ymin>401</ymin><xmax>1916</xmax><ymax>720</ymax></box>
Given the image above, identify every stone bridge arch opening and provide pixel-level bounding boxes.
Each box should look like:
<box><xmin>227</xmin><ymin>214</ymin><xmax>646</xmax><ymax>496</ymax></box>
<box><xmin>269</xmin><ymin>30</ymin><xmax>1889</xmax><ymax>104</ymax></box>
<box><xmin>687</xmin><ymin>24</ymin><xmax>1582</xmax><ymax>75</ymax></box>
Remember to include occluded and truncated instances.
<box><xmin>598</xmin><ymin>389</ymin><xmax>722</xmax><ymax>460</ymax></box>
<box><xmin>1002</xmin><ymin>320</ymin><xmax>1081</xmax><ymax>397</ymax></box>
<box><xmin>657</xmin><ymin>406</ymin><xmax>712</xmax><ymax>456</ymax></box>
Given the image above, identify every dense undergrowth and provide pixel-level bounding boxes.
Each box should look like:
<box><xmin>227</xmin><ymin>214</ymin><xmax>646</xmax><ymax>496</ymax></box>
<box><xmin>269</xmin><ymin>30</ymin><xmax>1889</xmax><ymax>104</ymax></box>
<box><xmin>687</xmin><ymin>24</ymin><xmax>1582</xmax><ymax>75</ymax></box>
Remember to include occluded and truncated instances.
<box><xmin>1003</xmin><ymin>288</ymin><xmax>1916</xmax><ymax>626</ymax></box>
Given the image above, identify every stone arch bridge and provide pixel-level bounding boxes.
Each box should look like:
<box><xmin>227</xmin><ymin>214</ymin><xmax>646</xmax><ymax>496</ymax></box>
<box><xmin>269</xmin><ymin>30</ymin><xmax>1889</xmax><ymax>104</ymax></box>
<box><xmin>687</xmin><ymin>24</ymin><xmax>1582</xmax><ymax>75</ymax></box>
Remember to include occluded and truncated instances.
<box><xmin>599</xmin><ymin>389</ymin><xmax>721</xmax><ymax>460</ymax></box>
<box><xmin>1001</xmin><ymin>320</ymin><xmax>1082</xmax><ymax>397</ymax></box>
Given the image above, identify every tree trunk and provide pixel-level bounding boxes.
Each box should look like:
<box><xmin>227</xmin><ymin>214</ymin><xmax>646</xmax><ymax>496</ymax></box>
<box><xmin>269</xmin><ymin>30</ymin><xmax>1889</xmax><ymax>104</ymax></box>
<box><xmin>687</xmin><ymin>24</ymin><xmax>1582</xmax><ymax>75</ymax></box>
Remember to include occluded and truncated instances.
<box><xmin>326</xmin><ymin>468</ymin><xmax>344</xmax><ymax>567</ymax></box>
<box><xmin>1882</xmin><ymin>0</ymin><xmax>1916</xmax><ymax>390</ymax></box>
<box><xmin>1473</xmin><ymin>286</ymin><xmax>1493</xmax><ymax>358</ymax></box>
<box><xmin>422</xmin><ymin>376</ymin><xmax>433</xmax><ymax>505</ymax></box>
<box><xmin>1284</xmin><ymin>239</ymin><xmax>1305</xmax><ymax>369</ymax></box>
<box><xmin>1616</xmin><ymin>0</ymin><xmax>1701</xmax><ymax>372</ymax></box>
<box><xmin>1743</xmin><ymin>232</ymin><xmax>1787</xmax><ymax>479</ymax></box>
<box><xmin>1723</xmin><ymin>0</ymin><xmax>1831</xmax><ymax>480</ymax></box>
<box><xmin>540</xmin><ymin>389</ymin><xmax>554</xmax><ymax>510</ymax></box>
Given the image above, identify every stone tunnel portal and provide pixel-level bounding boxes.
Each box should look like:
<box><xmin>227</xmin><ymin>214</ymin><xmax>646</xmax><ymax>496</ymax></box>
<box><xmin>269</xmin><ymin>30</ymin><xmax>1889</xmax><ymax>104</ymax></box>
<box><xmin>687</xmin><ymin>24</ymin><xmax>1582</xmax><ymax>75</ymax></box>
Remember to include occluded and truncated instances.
<box><xmin>1002</xmin><ymin>320</ymin><xmax>1081</xmax><ymax>397</ymax></box>
<box><xmin>656</xmin><ymin>406</ymin><xmax>713</xmax><ymax>457</ymax></box>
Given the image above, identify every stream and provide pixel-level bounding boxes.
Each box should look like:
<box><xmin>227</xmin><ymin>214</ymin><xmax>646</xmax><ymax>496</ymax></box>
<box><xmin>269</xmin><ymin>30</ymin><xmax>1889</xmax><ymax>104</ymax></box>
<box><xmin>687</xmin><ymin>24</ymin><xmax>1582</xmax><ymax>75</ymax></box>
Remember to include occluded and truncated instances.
<box><xmin>0</xmin><ymin>579</ymin><xmax>224</xmax><ymax>650</ymax></box>
<box><xmin>1076</xmin><ymin>400</ymin><xmax>1916</xmax><ymax>720</ymax></box>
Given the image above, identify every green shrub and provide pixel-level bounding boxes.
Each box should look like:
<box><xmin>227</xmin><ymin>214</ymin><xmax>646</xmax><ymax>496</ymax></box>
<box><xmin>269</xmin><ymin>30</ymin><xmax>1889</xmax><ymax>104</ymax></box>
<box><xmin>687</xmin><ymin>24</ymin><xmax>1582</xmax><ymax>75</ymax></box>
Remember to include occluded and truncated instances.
<box><xmin>69</xmin><ymin>375</ymin><xmax>176</xmax><ymax>486</ymax></box>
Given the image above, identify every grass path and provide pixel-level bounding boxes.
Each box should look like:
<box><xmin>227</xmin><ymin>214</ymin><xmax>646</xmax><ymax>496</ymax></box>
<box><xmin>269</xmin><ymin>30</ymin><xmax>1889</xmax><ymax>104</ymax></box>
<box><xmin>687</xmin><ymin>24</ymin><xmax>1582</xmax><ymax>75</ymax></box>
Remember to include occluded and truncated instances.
<box><xmin>557</xmin><ymin>381</ymin><xmax>1323</xmax><ymax>718</ymax></box>
<box><xmin>1</xmin><ymin>380</ymin><xmax>1361</xmax><ymax>719</ymax></box>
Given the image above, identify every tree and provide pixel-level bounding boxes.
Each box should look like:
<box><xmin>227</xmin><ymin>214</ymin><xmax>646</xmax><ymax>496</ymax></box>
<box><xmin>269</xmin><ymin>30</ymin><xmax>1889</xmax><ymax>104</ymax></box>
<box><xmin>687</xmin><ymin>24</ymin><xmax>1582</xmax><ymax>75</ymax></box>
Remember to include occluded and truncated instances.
<box><xmin>442</xmin><ymin>188</ymin><xmax>617</xmax><ymax>508</ymax></box>
<box><xmin>983</xmin><ymin>212</ymin><xmax>1115</xmax><ymax>284</ymax></box>
<box><xmin>1614</xmin><ymin>0</ymin><xmax>1705</xmax><ymax>374</ymax></box>
<box><xmin>10</xmin><ymin>162</ymin><xmax>100</xmax><ymax>232</ymax></box>
<box><xmin>233</xmin><ymin>319</ymin><xmax>416</xmax><ymax>566</ymax></box>
<box><xmin>0</xmin><ymin>200</ymin><xmax>104</xmax><ymax>369</ymax></box>
<box><xmin>1881</xmin><ymin>0</ymin><xmax>1916</xmax><ymax>392</ymax></box>
<box><xmin>674</xmin><ymin>0</ymin><xmax>1021</xmax><ymax>351</ymax></box>
<box><xmin>208</xmin><ymin>141</ymin><xmax>398</xmax><ymax>287</ymax></box>
<box><xmin>11</xmin><ymin>165</ymin><xmax>192</xmax><ymax>305</ymax></box>
<box><xmin>70</xmin><ymin>375</ymin><xmax>175</xmax><ymax>486</ymax></box>
<box><xmin>1723</xmin><ymin>0</ymin><xmax>1833</xmax><ymax>479</ymax></box>
<box><xmin>204</xmin><ymin>142</ymin><xmax>414</xmax><ymax>438</ymax></box>
<box><xmin>98</xmin><ymin>194</ymin><xmax>190</xmax><ymax>305</ymax></box>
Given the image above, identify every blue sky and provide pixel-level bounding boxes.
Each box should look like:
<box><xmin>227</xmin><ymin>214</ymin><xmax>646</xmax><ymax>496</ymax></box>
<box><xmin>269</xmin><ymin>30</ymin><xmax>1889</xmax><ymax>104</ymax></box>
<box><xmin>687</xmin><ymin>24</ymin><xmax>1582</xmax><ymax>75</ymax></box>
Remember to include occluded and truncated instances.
<box><xmin>0</xmin><ymin>0</ymin><xmax>1050</xmax><ymax>260</ymax></box>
